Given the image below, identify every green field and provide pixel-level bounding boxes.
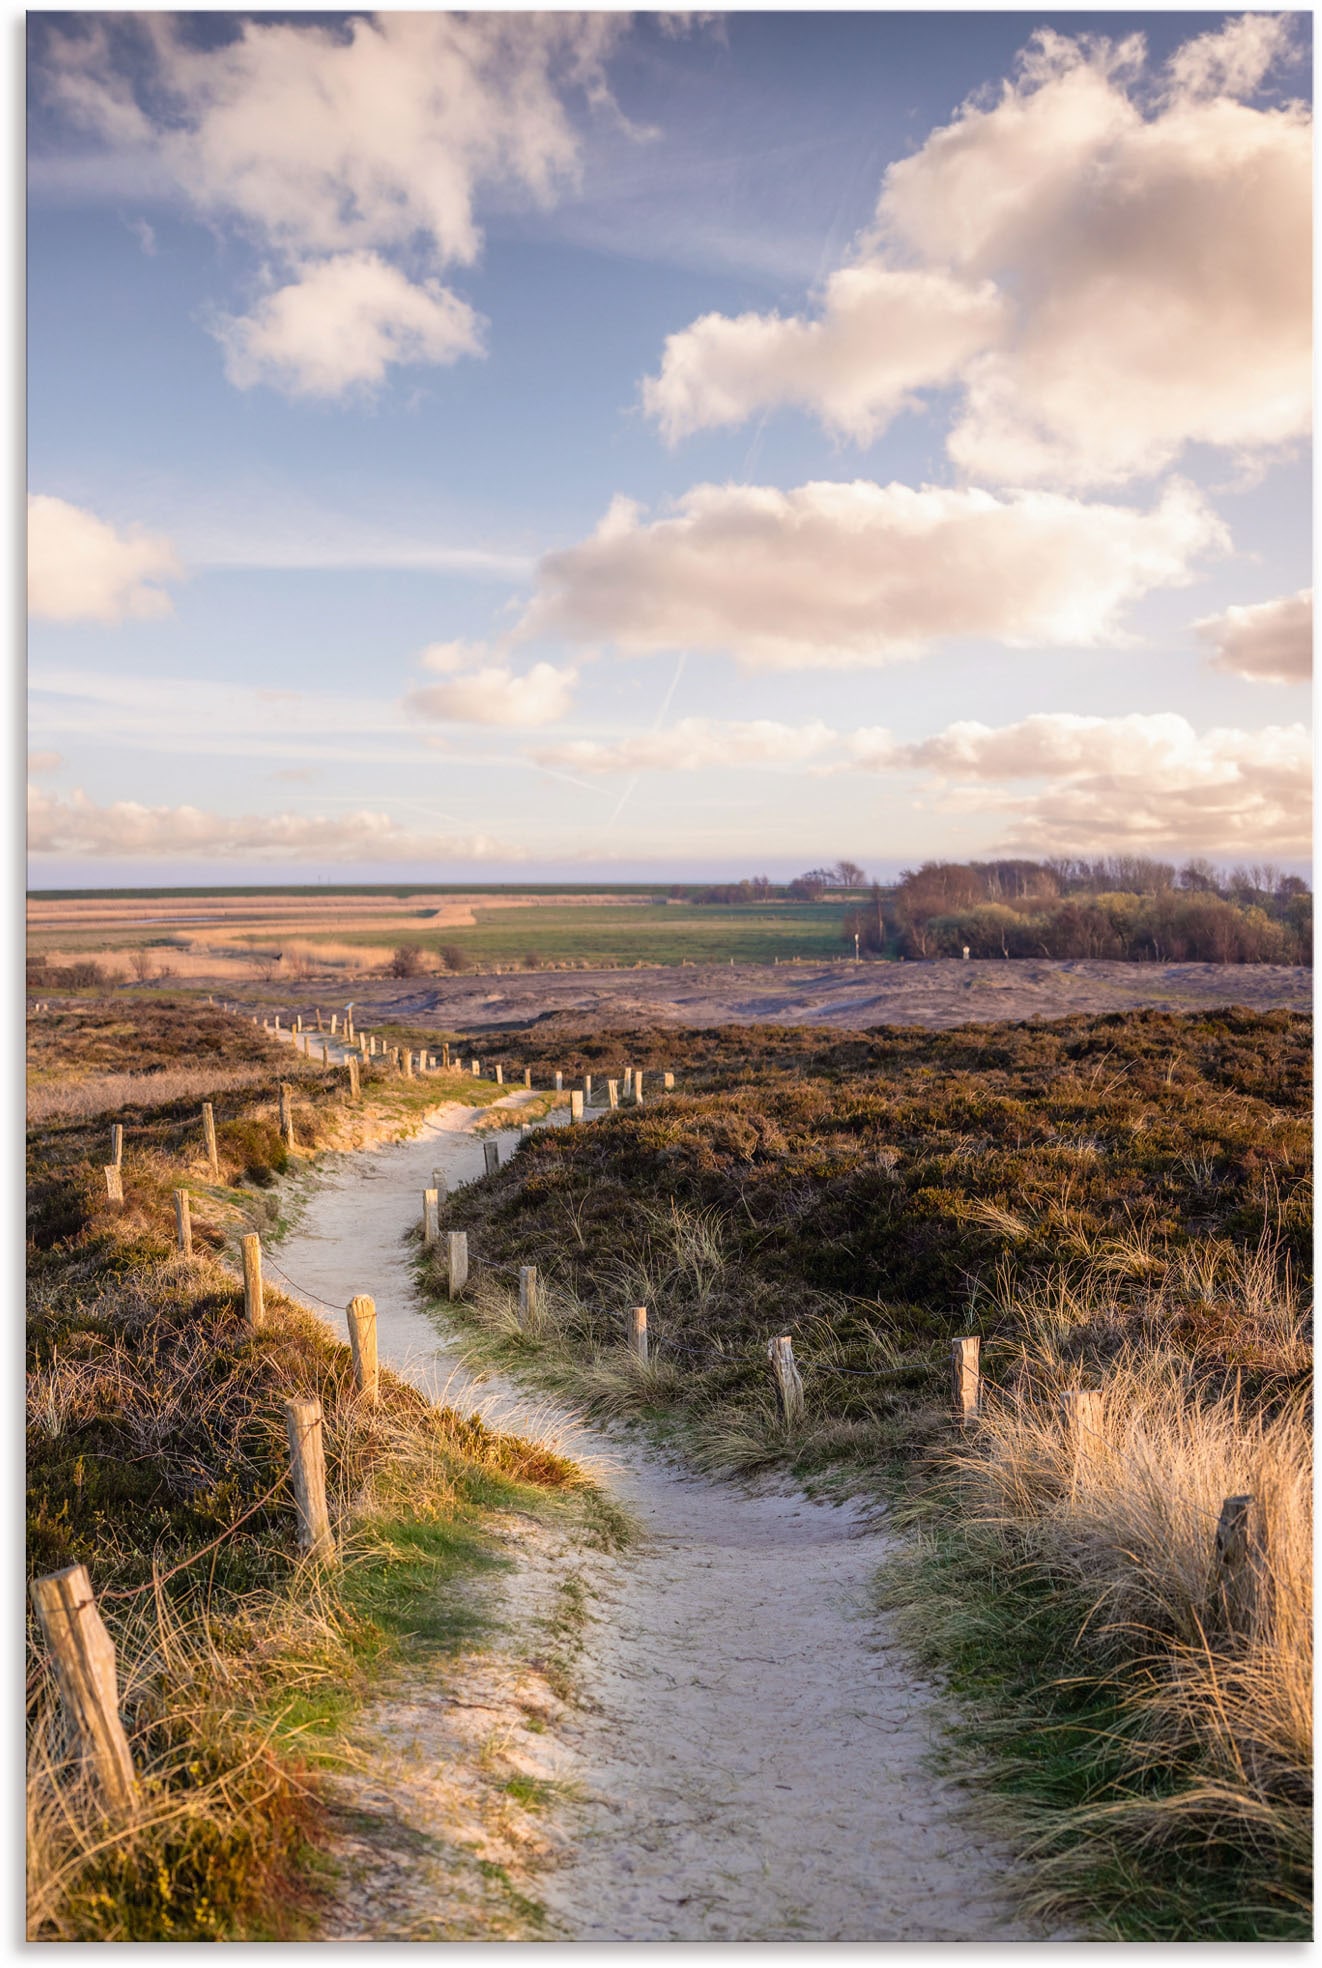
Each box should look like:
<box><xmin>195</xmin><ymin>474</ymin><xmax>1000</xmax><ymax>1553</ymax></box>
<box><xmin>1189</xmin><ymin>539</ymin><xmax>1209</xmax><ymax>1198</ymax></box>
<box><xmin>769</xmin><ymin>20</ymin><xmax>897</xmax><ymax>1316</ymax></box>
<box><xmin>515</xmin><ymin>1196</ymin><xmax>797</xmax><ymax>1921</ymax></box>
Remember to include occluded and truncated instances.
<box><xmin>341</xmin><ymin>900</ymin><xmax>860</xmax><ymax>968</ymax></box>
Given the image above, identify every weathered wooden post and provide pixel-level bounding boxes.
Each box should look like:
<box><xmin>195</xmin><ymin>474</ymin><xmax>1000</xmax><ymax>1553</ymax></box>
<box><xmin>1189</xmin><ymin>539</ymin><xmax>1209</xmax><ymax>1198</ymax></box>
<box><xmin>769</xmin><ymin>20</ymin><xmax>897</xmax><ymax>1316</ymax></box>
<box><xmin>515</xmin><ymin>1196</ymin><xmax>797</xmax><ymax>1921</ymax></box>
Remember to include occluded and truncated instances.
<box><xmin>627</xmin><ymin>1305</ymin><xmax>649</xmax><ymax>1364</ymax></box>
<box><xmin>523</xmin><ymin>1066</ymin><xmax>532</xmax><ymax>1088</ymax></box>
<box><xmin>103</xmin><ymin>1166</ymin><xmax>123</xmax><ymax>1205</ymax></box>
<box><xmin>274</xmin><ymin>1014</ymin><xmax>281</xmax><ymax>1031</ymax></box>
<box><xmin>431</xmin><ymin>1168</ymin><xmax>449</xmax><ymax>1203</ymax></box>
<box><xmin>447</xmin><ymin>1231</ymin><xmax>469</xmax><ymax>1299</ymax></box>
<box><xmin>634</xmin><ymin>1072</ymin><xmax>645</xmax><ymax>1106</ymax></box>
<box><xmin>1215</xmin><ymin>1494</ymin><xmax>1263</xmax><ymax>1639</ymax></box>
<box><xmin>283</xmin><ymin>1398</ymin><xmax>334</xmax><ymax>1563</ymax></box>
<box><xmin>294</xmin><ymin>1014</ymin><xmax>302</xmax><ymax>1032</ymax></box>
<box><xmin>345</xmin><ymin>1295</ymin><xmax>378</xmax><ymax>1404</ymax></box>
<box><xmin>241</xmin><ymin>1233</ymin><xmax>264</xmax><ymax>1328</ymax></box>
<box><xmin>173</xmin><ymin>1188</ymin><xmax>192</xmax><ymax>1257</ymax></box>
<box><xmin>470</xmin><ymin>1058</ymin><xmax>481</xmax><ymax>1077</ymax></box>
<box><xmin>494</xmin><ymin>1063</ymin><xmax>503</xmax><ymax>1085</ymax></box>
<box><xmin>569</xmin><ymin>1091</ymin><xmax>584</xmax><ymax>1122</ymax></box>
<box><xmin>279</xmin><ymin>1083</ymin><xmax>295</xmax><ymax>1149</ymax></box>
<box><xmin>315</xmin><ymin>1007</ymin><xmax>324</xmax><ymax>1031</ymax></box>
<box><xmin>202</xmin><ymin>1102</ymin><xmax>219</xmax><ymax>1177</ymax></box>
<box><xmin>1060</xmin><ymin>1389</ymin><xmax>1105</xmax><ymax>1485</ymax></box>
<box><xmin>624</xmin><ymin>1067</ymin><xmax>633</xmax><ymax>1096</ymax></box>
<box><xmin>423</xmin><ymin>1188</ymin><xmax>440</xmax><ymax>1246</ymax></box>
<box><xmin>330</xmin><ymin>1014</ymin><xmax>338</xmax><ymax>1035</ymax></box>
<box><xmin>583</xmin><ymin>1074</ymin><xmax>592</xmax><ymax>1101</ymax></box>
<box><xmin>483</xmin><ymin>1140</ymin><xmax>500</xmax><ymax>1175</ymax></box>
<box><xmin>768</xmin><ymin>1336</ymin><xmax>804</xmax><ymax>1425</ymax></box>
<box><xmin>442</xmin><ymin>1042</ymin><xmax>451</xmax><ymax>1069</ymax></box>
<box><xmin>663</xmin><ymin>1071</ymin><xmax>675</xmax><ymax>1091</ymax></box>
<box><xmin>950</xmin><ymin>1336</ymin><xmax>981</xmax><ymax>1427</ymax></box>
<box><xmin>519</xmin><ymin>1264</ymin><xmax>538</xmax><ymax>1331</ymax></box>
<box><xmin>554</xmin><ymin>1070</ymin><xmax>563</xmax><ymax>1092</ymax></box>
<box><xmin>606</xmin><ymin>1079</ymin><xmax>619</xmax><ymax>1110</ymax></box>
<box><xmin>347</xmin><ymin>1056</ymin><xmax>360</xmax><ymax>1099</ymax></box>
<box><xmin>110</xmin><ymin>1124</ymin><xmax>123</xmax><ymax>1167</ymax></box>
<box><xmin>29</xmin><ymin>1564</ymin><xmax>138</xmax><ymax>1817</ymax></box>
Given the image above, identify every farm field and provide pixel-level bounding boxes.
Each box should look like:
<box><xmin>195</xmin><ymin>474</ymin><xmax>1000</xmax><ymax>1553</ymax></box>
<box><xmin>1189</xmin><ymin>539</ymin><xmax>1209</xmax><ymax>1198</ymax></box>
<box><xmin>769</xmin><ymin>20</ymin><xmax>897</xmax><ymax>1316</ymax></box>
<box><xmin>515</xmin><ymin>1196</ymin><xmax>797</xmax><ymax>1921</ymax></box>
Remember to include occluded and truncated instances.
<box><xmin>27</xmin><ymin>886</ymin><xmax>857</xmax><ymax>977</ymax></box>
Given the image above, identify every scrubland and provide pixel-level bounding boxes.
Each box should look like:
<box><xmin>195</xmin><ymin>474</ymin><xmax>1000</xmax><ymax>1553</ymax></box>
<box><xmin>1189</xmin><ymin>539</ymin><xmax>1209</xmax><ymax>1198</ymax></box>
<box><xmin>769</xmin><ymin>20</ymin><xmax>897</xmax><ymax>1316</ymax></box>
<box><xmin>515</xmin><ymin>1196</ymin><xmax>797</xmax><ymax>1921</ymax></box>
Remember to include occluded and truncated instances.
<box><xmin>25</xmin><ymin>998</ymin><xmax>600</xmax><ymax>1941</ymax></box>
<box><xmin>426</xmin><ymin>1009</ymin><xmax>1312</xmax><ymax>1939</ymax></box>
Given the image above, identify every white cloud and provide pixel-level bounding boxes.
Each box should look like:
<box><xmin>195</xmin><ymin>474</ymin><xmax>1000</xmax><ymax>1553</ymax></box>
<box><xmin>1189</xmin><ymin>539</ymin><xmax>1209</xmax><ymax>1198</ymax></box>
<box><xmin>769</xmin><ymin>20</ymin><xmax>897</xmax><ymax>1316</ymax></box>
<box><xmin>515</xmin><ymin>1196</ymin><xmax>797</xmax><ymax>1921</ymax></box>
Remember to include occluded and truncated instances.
<box><xmin>28</xmin><ymin>751</ymin><xmax>63</xmax><ymax>775</ymax></box>
<box><xmin>215</xmin><ymin>252</ymin><xmax>484</xmax><ymax>399</ymax></box>
<box><xmin>27</xmin><ymin>782</ymin><xmax>517</xmax><ymax>863</ymax></box>
<box><xmin>28</xmin><ymin>495</ymin><xmax>183</xmax><ymax>623</ymax></box>
<box><xmin>866</xmin><ymin>710</ymin><xmax>1312</xmax><ymax>857</ymax></box>
<box><xmin>534</xmin><ymin>717</ymin><xmax>837</xmax><ymax>773</ymax></box>
<box><xmin>645</xmin><ymin>265</ymin><xmax>1005</xmax><ymax>444</ymax></box>
<box><xmin>1196</xmin><ymin>588</ymin><xmax>1313</xmax><ymax>685</ymax></box>
<box><xmin>642</xmin><ymin>18</ymin><xmax>1310</xmax><ymax>488</ymax></box>
<box><xmin>405</xmin><ymin>659</ymin><xmax>577</xmax><ymax>727</ymax></box>
<box><xmin>37</xmin><ymin>14</ymin><xmax>623</xmax><ymax>393</ymax></box>
<box><xmin>520</xmin><ymin>476</ymin><xmax>1225</xmax><ymax>669</ymax></box>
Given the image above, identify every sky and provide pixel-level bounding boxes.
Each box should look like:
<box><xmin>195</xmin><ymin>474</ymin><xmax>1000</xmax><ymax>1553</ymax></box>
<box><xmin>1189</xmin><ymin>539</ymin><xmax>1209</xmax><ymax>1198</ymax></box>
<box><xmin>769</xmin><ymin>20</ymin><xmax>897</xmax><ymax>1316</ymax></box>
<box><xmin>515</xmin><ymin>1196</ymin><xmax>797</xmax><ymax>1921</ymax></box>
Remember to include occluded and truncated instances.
<box><xmin>26</xmin><ymin>7</ymin><xmax>1314</xmax><ymax>888</ymax></box>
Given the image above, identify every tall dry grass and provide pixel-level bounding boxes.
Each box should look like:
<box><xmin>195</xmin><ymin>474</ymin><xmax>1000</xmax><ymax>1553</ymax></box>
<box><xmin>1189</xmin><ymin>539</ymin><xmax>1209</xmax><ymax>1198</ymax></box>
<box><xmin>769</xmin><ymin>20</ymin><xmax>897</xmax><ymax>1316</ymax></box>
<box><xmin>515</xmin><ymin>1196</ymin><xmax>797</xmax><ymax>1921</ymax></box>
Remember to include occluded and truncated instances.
<box><xmin>27</xmin><ymin>1065</ymin><xmax>287</xmax><ymax>1126</ymax></box>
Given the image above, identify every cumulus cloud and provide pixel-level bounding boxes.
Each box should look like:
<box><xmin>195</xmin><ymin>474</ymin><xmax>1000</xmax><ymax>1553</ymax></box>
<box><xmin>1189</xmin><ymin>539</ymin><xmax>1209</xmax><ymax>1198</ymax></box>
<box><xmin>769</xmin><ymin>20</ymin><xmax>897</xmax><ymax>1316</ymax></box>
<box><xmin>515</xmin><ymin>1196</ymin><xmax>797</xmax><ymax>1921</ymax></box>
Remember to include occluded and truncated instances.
<box><xmin>405</xmin><ymin>654</ymin><xmax>577</xmax><ymax>727</ymax></box>
<box><xmin>643</xmin><ymin>17</ymin><xmax>1309</xmax><ymax>487</ymax></box>
<box><xmin>27</xmin><ymin>782</ymin><xmax>516</xmax><ymax>862</ymax></box>
<box><xmin>36</xmin><ymin>12</ymin><xmax>622</xmax><ymax>396</ymax></box>
<box><xmin>519</xmin><ymin>476</ymin><xmax>1225</xmax><ymax>669</ymax></box>
<box><xmin>534</xmin><ymin>717</ymin><xmax>837</xmax><ymax>773</ymax></box>
<box><xmin>869</xmin><ymin>710</ymin><xmax>1312</xmax><ymax>857</ymax></box>
<box><xmin>1196</xmin><ymin>588</ymin><xmax>1313</xmax><ymax>685</ymax></box>
<box><xmin>28</xmin><ymin>494</ymin><xmax>183</xmax><ymax>623</ymax></box>
<box><xmin>216</xmin><ymin>253</ymin><xmax>484</xmax><ymax>397</ymax></box>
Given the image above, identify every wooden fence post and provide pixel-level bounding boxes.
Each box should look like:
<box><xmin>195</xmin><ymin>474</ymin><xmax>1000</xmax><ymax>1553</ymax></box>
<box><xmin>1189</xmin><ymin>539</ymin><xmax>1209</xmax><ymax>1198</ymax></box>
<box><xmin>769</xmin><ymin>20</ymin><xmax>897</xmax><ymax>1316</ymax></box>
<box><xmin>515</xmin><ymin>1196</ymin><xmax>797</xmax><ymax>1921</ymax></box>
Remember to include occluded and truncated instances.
<box><xmin>1215</xmin><ymin>1494</ymin><xmax>1263</xmax><ymax>1638</ymax></box>
<box><xmin>623</xmin><ymin>1067</ymin><xmax>633</xmax><ymax>1096</ymax></box>
<box><xmin>103</xmin><ymin>1166</ymin><xmax>123</xmax><ymax>1205</ymax></box>
<box><xmin>329</xmin><ymin>1014</ymin><xmax>338</xmax><ymax>1035</ymax></box>
<box><xmin>583</xmin><ymin>1074</ymin><xmax>592</xmax><ymax>1101</ymax></box>
<box><xmin>627</xmin><ymin>1305</ymin><xmax>649</xmax><ymax>1364</ymax></box>
<box><xmin>423</xmin><ymin>1188</ymin><xmax>440</xmax><ymax>1246</ymax></box>
<box><xmin>315</xmin><ymin>1008</ymin><xmax>323</xmax><ymax>1031</ymax></box>
<box><xmin>569</xmin><ymin>1091</ymin><xmax>584</xmax><ymax>1122</ymax></box>
<box><xmin>347</xmin><ymin>1056</ymin><xmax>360</xmax><ymax>1099</ymax></box>
<box><xmin>29</xmin><ymin>1564</ymin><xmax>138</xmax><ymax>1818</ymax></box>
<box><xmin>519</xmin><ymin>1265</ymin><xmax>538</xmax><ymax>1331</ymax></box>
<box><xmin>403</xmin><ymin>1050</ymin><xmax>414</xmax><ymax>1080</ymax></box>
<box><xmin>432</xmin><ymin>1168</ymin><xmax>449</xmax><ymax>1203</ymax></box>
<box><xmin>606</xmin><ymin>1079</ymin><xmax>619</xmax><ymax>1110</ymax></box>
<box><xmin>634</xmin><ymin>1072</ymin><xmax>645</xmax><ymax>1105</ymax></box>
<box><xmin>447</xmin><ymin>1231</ymin><xmax>469</xmax><ymax>1299</ymax></box>
<box><xmin>768</xmin><ymin>1336</ymin><xmax>804</xmax><ymax>1425</ymax></box>
<box><xmin>483</xmin><ymin>1140</ymin><xmax>500</xmax><ymax>1175</ymax></box>
<box><xmin>442</xmin><ymin>1042</ymin><xmax>451</xmax><ymax>1069</ymax></box>
<box><xmin>173</xmin><ymin>1189</ymin><xmax>192</xmax><ymax>1257</ymax></box>
<box><xmin>663</xmin><ymin>1071</ymin><xmax>675</xmax><ymax>1091</ymax></box>
<box><xmin>523</xmin><ymin>1066</ymin><xmax>532</xmax><ymax>1088</ymax></box>
<box><xmin>950</xmin><ymin>1336</ymin><xmax>981</xmax><ymax>1426</ymax></box>
<box><xmin>1060</xmin><ymin>1389</ymin><xmax>1105</xmax><ymax>1485</ymax></box>
<box><xmin>241</xmin><ymin>1233</ymin><xmax>264</xmax><ymax>1328</ymax></box>
<box><xmin>554</xmin><ymin>1071</ymin><xmax>563</xmax><ymax>1092</ymax></box>
<box><xmin>202</xmin><ymin>1102</ymin><xmax>219</xmax><ymax>1177</ymax></box>
<box><xmin>110</xmin><ymin>1124</ymin><xmax>123</xmax><ymax>1167</ymax></box>
<box><xmin>345</xmin><ymin>1296</ymin><xmax>378</xmax><ymax>1404</ymax></box>
<box><xmin>471</xmin><ymin>1058</ymin><xmax>481</xmax><ymax>1077</ymax></box>
<box><xmin>494</xmin><ymin>1063</ymin><xmax>503</xmax><ymax>1085</ymax></box>
<box><xmin>279</xmin><ymin>1083</ymin><xmax>295</xmax><ymax>1149</ymax></box>
<box><xmin>283</xmin><ymin>1398</ymin><xmax>334</xmax><ymax>1563</ymax></box>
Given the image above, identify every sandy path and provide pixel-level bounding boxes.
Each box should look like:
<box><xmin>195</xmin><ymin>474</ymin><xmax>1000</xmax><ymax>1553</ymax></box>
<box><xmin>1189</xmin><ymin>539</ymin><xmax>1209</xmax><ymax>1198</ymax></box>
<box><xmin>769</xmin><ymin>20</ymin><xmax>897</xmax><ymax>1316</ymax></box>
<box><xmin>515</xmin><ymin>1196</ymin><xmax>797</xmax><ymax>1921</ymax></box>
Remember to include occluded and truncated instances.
<box><xmin>268</xmin><ymin>1087</ymin><xmax>1047</xmax><ymax>1942</ymax></box>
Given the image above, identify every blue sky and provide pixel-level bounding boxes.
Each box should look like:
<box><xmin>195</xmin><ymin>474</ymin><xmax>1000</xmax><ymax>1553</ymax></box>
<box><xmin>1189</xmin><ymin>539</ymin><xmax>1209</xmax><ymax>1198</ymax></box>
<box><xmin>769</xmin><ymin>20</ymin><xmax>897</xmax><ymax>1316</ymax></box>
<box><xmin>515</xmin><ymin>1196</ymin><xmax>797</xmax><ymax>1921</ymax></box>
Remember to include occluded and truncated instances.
<box><xmin>27</xmin><ymin>9</ymin><xmax>1312</xmax><ymax>886</ymax></box>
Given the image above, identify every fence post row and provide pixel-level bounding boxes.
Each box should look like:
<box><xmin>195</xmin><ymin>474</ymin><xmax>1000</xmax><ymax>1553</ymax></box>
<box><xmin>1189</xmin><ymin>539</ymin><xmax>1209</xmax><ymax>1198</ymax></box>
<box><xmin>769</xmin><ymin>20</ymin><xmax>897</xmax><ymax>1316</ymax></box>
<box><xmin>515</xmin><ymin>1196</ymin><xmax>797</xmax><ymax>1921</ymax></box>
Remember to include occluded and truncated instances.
<box><xmin>30</xmin><ymin>1564</ymin><xmax>139</xmax><ymax>1819</ymax></box>
<box><xmin>173</xmin><ymin>1188</ymin><xmax>192</xmax><ymax>1258</ymax></box>
<box><xmin>345</xmin><ymin>1295</ymin><xmax>378</xmax><ymax>1404</ymax></box>
<box><xmin>283</xmin><ymin>1398</ymin><xmax>335</xmax><ymax>1563</ymax></box>
<box><xmin>951</xmin><ymin>1336</ymin><xmax>980</xmax><ymax>1427</ymax></box>
<box><xmin>768</xmin><ymin>1335</ymin><xmax>804</xmax><ymax>1425</ymax></box>
<box><xmin>242</xmin><ymin>1232</ymin><xmax>264</xmax><ymax>1328</ymax></box>
<box><xmin>201</xmin><ymin>1102</ymin><xmax>219</xmax><ymax>1177</ymax></box>
<box><xmin>447</xmin><ymin>1230</ymin><xmax>469</xmax><ymax>1299</ymax></box>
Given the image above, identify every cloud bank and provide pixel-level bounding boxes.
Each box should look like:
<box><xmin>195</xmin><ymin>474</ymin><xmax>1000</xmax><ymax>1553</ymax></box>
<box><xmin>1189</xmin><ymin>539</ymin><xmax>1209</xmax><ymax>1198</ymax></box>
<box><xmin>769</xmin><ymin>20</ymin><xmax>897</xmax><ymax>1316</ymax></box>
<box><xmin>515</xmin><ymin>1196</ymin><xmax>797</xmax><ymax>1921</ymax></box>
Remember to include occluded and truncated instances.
<box><xmin>28</xmin><ymin>495</ymin><xmax>183</xmax><ymax>623</ymax></box>
<box><xmin>1196</xmin><ymin>588</ymin><xmax>1313</xmax><ymax>684</ymax></box>
<box><xmin>520</xmin><ymin>477</ymin><xmax>1225</xmax><ymax>669</ymax></box>
<box><xmin>27</xmin><ymin>782</ymin><xmax>516</xmax><ymax>862</ymax></box>
<box><xmin>644</xmin><ymin>17</ymin><xmax>1310</xmax><ymax>487</ymax></box>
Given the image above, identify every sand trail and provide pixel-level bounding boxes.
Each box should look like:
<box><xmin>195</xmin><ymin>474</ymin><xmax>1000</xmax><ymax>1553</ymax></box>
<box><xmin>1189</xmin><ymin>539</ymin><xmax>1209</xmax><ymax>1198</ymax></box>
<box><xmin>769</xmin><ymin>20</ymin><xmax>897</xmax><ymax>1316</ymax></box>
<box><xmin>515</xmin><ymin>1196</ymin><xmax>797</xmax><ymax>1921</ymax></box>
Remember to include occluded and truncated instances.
<box><xmin>269</xmin><ymin>1082</ymin><xmax>1046</xmax><ymax>1942</ymax></box>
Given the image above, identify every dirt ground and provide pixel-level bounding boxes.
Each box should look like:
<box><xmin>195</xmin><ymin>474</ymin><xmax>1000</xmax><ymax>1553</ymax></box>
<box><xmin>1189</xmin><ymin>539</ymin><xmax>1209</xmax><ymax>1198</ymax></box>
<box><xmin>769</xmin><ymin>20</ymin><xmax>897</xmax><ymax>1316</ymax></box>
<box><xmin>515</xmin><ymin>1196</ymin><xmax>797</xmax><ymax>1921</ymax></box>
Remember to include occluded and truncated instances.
<box><xmin>207</xmin><ymin>957</ymin><xmax>1311</xmax><ymax>1036</ymax></box>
